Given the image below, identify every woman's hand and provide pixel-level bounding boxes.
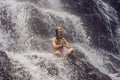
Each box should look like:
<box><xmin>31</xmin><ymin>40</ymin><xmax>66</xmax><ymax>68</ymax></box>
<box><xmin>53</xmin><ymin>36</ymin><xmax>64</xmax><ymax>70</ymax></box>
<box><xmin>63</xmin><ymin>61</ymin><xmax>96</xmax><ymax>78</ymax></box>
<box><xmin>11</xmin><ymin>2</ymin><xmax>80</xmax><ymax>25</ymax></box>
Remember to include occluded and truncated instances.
<box><xmin>59</xmin><ymin>44</ymin><xmax>63</xmax><ymax>48</ymax></box>
<box><xmin>61</xmin><ymin>38</ymin><xmax>71</xmax><ymax>49</ymax></box>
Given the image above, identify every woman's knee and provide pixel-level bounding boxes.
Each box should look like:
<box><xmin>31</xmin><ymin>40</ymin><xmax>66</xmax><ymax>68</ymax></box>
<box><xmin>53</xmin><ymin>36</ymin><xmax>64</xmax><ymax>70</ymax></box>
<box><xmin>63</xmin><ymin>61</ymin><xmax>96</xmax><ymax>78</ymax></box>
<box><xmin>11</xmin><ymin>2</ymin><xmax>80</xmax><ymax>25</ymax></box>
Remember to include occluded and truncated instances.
<box><xmin>54</xmin><ymin>50</ymin><xmax>61</xmax><ymax>56</ymax></box>
<box><xmin>69</xmin><ymin>48</ymin><xmax>74</xmax><ymax>52</ymax></box>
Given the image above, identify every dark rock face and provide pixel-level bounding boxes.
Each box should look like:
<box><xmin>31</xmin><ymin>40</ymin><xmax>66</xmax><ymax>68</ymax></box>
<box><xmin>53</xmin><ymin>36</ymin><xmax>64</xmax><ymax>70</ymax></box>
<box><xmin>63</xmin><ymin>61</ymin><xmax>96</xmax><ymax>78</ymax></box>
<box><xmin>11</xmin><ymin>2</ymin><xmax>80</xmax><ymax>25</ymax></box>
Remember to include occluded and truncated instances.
<box><xmin>0</xmin><ymin>1</ymin><xmax>117</xmax><ymax>80</ymax></box>
<box><xmin>28</xmin><ymin>6</ymin><xmax>78</xmax><ymax>43</ymax></box>
<box><xmin>0</xmin><ymin>51</ymin><xmax>13</xmax><ymax>80</ymax></box>
<box><xmin>66</xmin><ymin>50</ymin><xmax>112</xmax><ymax>80</ymax></box>
<box><xmin>109</xmin><ymin>54</ymin><xmax>120</xmax><ymax>70</ymax></box>
<box><xmin>103</xmin><ymin>0</ymin><xmax>120</xmax><ymax>18</ymax></box>
<box><xmin>61</xmin><ymin>0</ymin><xmax>119</xmax><ymax>53</ymax></box>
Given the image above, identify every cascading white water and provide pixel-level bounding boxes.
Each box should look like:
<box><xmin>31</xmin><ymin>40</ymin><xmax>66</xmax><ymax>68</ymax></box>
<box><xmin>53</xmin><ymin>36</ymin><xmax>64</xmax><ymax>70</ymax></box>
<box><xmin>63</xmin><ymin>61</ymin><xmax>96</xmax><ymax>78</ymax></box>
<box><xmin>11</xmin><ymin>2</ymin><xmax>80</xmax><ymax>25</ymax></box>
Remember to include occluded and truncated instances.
<box><xmin>47</xmin><ymin>0</ymin><xmax>63</xmax><ymax>11</ymax></box>
<box><xmin>8</xmin><ymin>51</ymin><xmax>74</xmax><ymax>80</ymax></box>
<box><xmin>0</xmin><ymin>0</ymin><xmax>120</xmax><ymax>80</ymax></box>
<box><xmin>0</xmin><ymin>0</ymin><xmax>88</xmax><ymax>80</ymax></box>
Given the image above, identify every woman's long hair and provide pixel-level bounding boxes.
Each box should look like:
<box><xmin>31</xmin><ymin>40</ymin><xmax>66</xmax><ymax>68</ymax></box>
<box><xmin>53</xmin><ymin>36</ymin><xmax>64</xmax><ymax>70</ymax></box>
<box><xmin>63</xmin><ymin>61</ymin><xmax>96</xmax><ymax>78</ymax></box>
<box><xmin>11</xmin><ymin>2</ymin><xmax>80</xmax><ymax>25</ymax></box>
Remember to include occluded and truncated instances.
<box><xmin>55</xmin><ymin>28</ymin><xmax>63</xmax><ymax>40</ymax></box>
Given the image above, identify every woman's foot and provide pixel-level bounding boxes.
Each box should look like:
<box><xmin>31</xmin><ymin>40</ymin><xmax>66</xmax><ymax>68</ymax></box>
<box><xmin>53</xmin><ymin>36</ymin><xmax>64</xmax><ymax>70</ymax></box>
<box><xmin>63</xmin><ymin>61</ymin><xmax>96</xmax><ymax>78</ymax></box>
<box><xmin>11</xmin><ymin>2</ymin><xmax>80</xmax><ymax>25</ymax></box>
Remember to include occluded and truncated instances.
<box><xmin>63</xmin><ymin>48</ymin><xmax>74</xmax><ymax>57</ymax></box>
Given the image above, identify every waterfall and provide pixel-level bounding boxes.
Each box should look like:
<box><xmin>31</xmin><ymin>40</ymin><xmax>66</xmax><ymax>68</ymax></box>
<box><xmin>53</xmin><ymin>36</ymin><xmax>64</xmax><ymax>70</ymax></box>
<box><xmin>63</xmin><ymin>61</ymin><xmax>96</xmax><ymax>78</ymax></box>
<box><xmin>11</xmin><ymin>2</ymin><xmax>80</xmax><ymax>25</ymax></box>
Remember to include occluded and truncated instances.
<box><xmin>0</xmin><ymin>0</ymin><xmax>87</xmax><ymax>80</ymax></box>
<box><xmin>0</xmin><ymin>0</ymin><xmax>120</xmax><ymax>80</ymax></box>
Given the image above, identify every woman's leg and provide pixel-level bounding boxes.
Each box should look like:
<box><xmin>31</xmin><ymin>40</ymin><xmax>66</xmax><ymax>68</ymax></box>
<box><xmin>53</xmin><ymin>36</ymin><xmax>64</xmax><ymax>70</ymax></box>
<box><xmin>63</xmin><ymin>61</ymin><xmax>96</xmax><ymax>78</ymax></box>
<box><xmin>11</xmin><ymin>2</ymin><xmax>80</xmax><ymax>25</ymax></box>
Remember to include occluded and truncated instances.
<box><xmin>53</xmin><ymin>50</ymin><xmax>62</xmax><ymax>57</ymax></box>
<box><xmin>63</xmin><ymin>48</ymin><xmax>74</xmax><ymax>57</ymax></box>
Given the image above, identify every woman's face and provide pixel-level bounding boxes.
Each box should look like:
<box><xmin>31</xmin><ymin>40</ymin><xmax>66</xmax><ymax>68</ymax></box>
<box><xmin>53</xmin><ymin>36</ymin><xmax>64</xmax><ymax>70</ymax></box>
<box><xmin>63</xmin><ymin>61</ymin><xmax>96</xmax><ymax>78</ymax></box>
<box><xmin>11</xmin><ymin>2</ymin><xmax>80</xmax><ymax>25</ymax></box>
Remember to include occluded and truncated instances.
<box><xmin>57</xmin><ymin>27</ymin><xmax>62</xmax><ymax>36</ymax></box>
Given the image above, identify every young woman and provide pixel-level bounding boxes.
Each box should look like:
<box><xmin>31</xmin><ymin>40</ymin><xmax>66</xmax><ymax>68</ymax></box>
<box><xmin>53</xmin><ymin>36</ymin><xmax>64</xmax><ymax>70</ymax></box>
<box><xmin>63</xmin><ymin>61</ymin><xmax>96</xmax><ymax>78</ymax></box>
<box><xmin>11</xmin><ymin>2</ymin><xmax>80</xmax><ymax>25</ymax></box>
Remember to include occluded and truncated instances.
<box><xmin>51</xmin><ymin>27</ymin><xmax>74</xmax><ymax>57</ymax></box>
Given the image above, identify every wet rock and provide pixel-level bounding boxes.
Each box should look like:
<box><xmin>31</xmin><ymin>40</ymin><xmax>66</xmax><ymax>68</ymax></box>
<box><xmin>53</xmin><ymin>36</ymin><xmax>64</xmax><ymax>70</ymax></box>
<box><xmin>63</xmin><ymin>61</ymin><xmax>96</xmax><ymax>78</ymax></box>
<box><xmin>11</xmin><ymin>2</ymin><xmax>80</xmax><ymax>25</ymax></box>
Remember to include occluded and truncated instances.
<box><xmin>61</xmin><ymin>0</ymin><xmax>119</xmax><ymax>53</ymax></box>
<box><xmin>103</xmin><ymin>0</ymin><xmax>120</xmax><ymax>18</ymax></box>
<box><xmin>105</xmin><ymin>63</ymin><xmax>118</xmax><ymax>73</ymax></box>
<box><xmin>47</xmin><ymin>67</ymin><xmax>59</xmax><ymax>76</ymax></box>
<box><xmin>0</xmin><ymin>51</ymin><xmax>13</xmax><ymax>80</ymax></box>
<box><xmin>67</xmin><ymin>49</ymin><xmax>112</xmax><ymax>80</ymax></box>
<box><xmin>109</xmin><ymin>54</ymin><xmax>120</xmax><ymax>69</ymax></box>
<box><xmin>27</xmin><ymin>5</ymin><xmax>80</xmax><ymax>43</ymax></box>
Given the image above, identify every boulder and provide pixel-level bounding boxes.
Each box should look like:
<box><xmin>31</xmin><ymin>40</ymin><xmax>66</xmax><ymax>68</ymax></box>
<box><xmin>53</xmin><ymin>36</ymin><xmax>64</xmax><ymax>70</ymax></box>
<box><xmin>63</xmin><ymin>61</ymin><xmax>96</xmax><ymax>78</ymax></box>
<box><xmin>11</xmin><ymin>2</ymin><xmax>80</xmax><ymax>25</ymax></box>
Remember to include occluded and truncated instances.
<box><xmin>67</xmin><ymin>49</ymin><xmax>112</xmax><ymax>80</ymax></box>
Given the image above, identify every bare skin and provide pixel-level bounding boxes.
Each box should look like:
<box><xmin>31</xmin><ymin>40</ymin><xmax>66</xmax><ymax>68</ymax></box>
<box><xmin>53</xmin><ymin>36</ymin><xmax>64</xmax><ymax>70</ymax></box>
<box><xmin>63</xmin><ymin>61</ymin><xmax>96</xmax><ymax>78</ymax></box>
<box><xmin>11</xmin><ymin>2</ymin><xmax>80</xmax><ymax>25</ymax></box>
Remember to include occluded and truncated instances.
<box><xmin>51</xmin><ymin>27</ymin><xmax>74</xmax><ymax>57</ymax></box>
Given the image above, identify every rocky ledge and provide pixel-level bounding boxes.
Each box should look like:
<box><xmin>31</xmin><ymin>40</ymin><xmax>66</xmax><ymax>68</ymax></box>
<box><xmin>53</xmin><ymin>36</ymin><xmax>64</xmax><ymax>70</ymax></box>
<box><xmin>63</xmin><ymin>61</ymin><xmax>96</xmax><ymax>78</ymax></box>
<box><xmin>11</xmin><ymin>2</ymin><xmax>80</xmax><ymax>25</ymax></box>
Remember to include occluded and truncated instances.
<box><xmin>0</xmin><ymin>51</ymin><xmax>13</xmax><ymax>80</ymax></box>
<box><xmin>0</xmin><ymin>50</ymin><xmax>112</xmax><ymax>80</ymax></box>
<box><xmin>65</xmin><ymin>49</ymin><xmax>112</xmax><ymax>80</ymax></box>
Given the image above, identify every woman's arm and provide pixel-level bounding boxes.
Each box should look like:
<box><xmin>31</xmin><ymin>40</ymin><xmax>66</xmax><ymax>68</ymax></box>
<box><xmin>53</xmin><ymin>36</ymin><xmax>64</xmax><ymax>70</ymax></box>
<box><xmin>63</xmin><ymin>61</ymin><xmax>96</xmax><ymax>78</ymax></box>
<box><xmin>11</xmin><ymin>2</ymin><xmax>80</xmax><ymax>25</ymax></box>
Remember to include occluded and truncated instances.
<box><xmin>62</xmin><ymin>38</ymin><xmax>71</xmax><ymax>49</ymax></box>
<box><xmin>52</xmin><ymin>38</ymin><xmax>62</xmax><ymax>49</ymax></box>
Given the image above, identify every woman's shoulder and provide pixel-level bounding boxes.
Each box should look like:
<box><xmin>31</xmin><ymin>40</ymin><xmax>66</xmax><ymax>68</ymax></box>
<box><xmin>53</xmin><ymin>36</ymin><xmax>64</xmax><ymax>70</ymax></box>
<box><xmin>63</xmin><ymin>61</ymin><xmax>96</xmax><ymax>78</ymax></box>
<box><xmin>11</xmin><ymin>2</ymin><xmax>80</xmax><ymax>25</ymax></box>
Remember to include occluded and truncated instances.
<box><xmin>50</xmin><ymin>37</ymin><xmax>56</xmax><ymax>41</ymax></box>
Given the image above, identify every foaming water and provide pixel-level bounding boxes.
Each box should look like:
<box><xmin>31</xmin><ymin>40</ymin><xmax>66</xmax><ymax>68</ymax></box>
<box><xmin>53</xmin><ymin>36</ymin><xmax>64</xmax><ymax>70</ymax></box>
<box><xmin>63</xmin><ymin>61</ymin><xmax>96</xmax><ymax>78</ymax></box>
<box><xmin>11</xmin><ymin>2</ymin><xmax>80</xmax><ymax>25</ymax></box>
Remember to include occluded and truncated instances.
<box><xmin>7</xmin><ymin>51</ymin><xmax>72</xmax><ymax>80</ymax></box>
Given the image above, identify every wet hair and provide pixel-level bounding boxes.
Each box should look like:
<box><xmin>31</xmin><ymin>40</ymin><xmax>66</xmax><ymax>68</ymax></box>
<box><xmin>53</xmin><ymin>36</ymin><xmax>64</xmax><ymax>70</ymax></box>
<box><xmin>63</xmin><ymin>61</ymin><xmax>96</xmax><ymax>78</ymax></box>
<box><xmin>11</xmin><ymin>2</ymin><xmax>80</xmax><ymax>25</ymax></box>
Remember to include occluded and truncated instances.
<box><xmin>55</xmin><ymin>28</ymin><xmax>63</xmax><ymax>40</ymax></box>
